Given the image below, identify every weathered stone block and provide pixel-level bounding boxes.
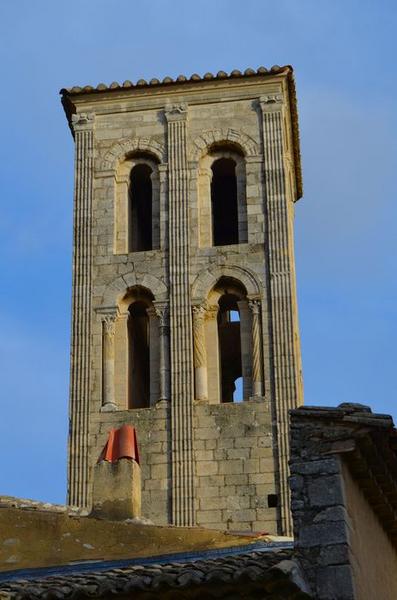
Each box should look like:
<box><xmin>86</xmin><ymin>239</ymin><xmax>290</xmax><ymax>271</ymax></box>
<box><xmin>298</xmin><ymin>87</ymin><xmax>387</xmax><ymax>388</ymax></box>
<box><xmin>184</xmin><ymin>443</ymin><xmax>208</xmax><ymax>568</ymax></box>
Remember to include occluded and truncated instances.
<box><xmin>308</xmin><ymin>476</ymin><xmax>344</xmax><ymax>508</ymax></box>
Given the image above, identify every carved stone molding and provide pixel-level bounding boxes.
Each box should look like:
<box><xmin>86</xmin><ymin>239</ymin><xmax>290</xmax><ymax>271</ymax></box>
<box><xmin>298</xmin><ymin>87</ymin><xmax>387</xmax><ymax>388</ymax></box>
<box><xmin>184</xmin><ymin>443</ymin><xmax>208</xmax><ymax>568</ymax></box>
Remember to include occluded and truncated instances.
<box><xmin>192</xmin><ymin>264</ymin><xmax>261</xmax><ymax>305</ymax></box>
<box><xmin>99</xmin><ymin>137</ymin><xmax>166</xmax><ymax>171</ymax></box>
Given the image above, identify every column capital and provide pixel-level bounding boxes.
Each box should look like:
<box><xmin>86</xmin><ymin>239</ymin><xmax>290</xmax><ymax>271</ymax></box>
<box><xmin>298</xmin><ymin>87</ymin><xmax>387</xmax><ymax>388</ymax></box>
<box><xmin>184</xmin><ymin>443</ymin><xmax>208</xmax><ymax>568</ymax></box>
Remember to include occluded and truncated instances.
<box><xmin>198</xmin><ymin>167</ymin><xmax>213</xmax><ymax>179</ymax></box>
<box><xmin>164</xmin><ymin>103</ymin><xmax>188</xmax><ymax>122</ymax></box>
<box><xmin>259</xmin><ymin>94</ymin><xmax>284</xmax><ymax>114</ymax></box>
<box><xmin>152</xmin><ymin>302</ymin><xmax>169</xmax><ymax>326</ymax></box>
<box><xmin>192</xmin><ymin>303</ymin><xmax>207</xmax><ymax>321</ymax></box>
<box><xmin>102</xmin><ymin>314</ymin><xmax>116</xmax><ymax>337</ymax></box>
<box><xmin>71</xmin><ymin>112</ymin><xmax>95</xmax><ymax>133</ymax></box>
<box><xmin>248</xmin><ymin>298</ymin><xmax>261</xmax><ymax>315</ymax></box>
<box><xmin>204</xmin><ymin>304</ymin><xmax>219</xmax><ymax>320</ymax></box>
<box><xmin>97</xmin><ymin>307</ymin><xmax>119</xmax><ymax>331</ymax></box>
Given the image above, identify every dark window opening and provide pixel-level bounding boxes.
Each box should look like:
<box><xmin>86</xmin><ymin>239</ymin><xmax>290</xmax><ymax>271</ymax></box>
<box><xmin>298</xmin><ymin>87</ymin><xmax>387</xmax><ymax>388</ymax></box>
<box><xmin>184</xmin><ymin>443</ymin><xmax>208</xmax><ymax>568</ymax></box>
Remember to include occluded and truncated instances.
<box><xmin>218</xmin><ymin>294</ymin><xmax>242</xmax><ymax>403</ymax></box>
<box><xmin>211</xmin><ymin>158</ymin><xmax>238</xmax><ymax>246</ymax></box>
<box><xmin>129</xmin><ymin>164</ymin><xmax>152</xmax><ymax>252</ymax></box>
<box><xmin>267</xmin><ymin>494</ymin><xmax>278</xmax><ymax>508</ymax></box>
<box><xmin>128</xmin><ymin>301</ymin><xmax>150</xmax><ymax>408</ymax></box>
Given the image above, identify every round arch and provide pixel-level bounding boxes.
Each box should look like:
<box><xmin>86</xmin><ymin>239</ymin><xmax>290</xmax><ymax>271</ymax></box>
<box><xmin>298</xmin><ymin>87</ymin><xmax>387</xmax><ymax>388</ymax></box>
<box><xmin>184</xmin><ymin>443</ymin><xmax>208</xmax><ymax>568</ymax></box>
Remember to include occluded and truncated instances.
<box><xmin>191</xmin><ymin>265</ymin><xmax>262</xmax><ymax>304</ymax></box>
<box><xmin>101</xmin><ymin>271</ymin><xmax>168</xmax><ymax>308</ymax></box>
<box><xmin>189</xmin><ymin>128</ymin><xmax>259</xmax><ymax>162</ymax></box>
<box><xmin>99</xmin><ymin>137</ymin><xmax>166</xmax><ymax>171</ymax></box>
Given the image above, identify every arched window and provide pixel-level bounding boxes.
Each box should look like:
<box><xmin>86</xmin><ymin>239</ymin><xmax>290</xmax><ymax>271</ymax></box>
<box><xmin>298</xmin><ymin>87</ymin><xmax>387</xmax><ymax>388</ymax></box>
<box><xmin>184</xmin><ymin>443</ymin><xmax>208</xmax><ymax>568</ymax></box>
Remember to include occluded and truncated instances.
<box><xmin>127</xmin><ymin>294</ymin><xmax>153</xmax><ymax>409</ymax></box>
<box><xmin>197</xmin><ymin>146</ymin><xmax>247</xmax><ymax>248</ymax></box>
<box><xmin>114</xmin><ymin>154</ymin><xmax>160</xmax><ymax>255</ymax></box>
<box><xmin>211</xmin><ymin>158</ymin><xmax>238</xmax><ymax>246</ymax></box>
<box><xmin>129</xmin><ymin>164</ymin><xmax>153</xmax><ymax>252</ymax></box>
<box><xmin>217</xmin><ymin>293</ymin><xmax>242</xmax><ymax>402</ymax></box>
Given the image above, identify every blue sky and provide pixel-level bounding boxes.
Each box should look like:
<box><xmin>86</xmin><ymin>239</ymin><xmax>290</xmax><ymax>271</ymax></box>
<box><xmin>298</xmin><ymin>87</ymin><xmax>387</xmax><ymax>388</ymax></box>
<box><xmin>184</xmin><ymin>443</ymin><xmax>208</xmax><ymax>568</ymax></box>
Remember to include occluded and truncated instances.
<box><xmin>0</xmin><ymin>0</ymin><xmax>396</xmax><ymax>504</ymax></box>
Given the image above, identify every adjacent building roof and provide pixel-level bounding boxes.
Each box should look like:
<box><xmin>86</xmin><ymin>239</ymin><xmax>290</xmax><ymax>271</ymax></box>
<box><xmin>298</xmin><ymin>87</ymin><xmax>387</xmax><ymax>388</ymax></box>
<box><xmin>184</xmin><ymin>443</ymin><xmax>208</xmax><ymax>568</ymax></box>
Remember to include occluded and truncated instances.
<box><xmin>290</xmin><ymin>402</ymin><xmax>397</xmax><ymax>545</ymax></box>
<box><xmin>60</xmin><ymin>65</ymin><xmax>303</xmax><ymax>199</ymax></box>
<box><xmin>0</xmin><ymin>543</ymin><xmax>311</xmax><ymax>599</ymax></box>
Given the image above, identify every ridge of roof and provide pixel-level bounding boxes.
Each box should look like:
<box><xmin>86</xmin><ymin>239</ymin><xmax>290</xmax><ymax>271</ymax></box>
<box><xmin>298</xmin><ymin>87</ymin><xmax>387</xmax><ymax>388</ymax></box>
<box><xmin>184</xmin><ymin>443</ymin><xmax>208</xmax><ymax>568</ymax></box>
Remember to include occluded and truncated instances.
<box><xmin>60</xmin><ymin>65</ymin><xmax>292</xmax><ymax>96</ymax></box>
<box><xmin>290</xmin><ymin>402</ymin><xmax>395</xmax><ymax>429</ymax></box>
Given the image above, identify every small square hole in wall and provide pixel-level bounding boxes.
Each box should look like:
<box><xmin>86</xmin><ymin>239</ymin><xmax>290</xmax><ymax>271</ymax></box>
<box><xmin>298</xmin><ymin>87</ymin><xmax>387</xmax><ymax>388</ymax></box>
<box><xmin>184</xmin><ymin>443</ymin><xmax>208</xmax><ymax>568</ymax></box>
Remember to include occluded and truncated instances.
<box><xmin>267</xmin><ymin>494</ymin><xmax>278</xmax><ymax>508</ymax></box>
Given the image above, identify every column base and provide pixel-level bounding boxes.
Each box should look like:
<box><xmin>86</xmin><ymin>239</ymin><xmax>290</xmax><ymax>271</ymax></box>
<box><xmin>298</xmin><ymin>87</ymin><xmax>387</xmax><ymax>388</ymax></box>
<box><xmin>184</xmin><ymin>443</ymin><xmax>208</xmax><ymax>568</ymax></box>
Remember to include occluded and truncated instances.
<box><xmin>194</xmin><ymin>397</ymin><xmax>209</xmax><ymax>404</ymax></box>
<box><xmin>155</xmin><ymin>399</ymin><xmax>169</xmax><ymax>409</ymax></box>
<box><xmin>100</xmin><ymin>403</ymin><xmax>118</xmax><ymax>412</ymax></box>
<box><xmin>248</xmin><ymin>395</ymin><xmax>266</xmax><ymax>402</ymax></box>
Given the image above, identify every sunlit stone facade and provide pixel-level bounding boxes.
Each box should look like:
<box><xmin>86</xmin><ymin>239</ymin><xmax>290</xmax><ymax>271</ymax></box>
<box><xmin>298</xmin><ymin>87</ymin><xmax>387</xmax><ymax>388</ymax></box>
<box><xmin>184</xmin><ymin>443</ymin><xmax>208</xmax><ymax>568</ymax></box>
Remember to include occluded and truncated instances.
<box><xmin>62</xmin><ymin>66</ymin><xmax>303</xmax><ymax>535</ymax></box>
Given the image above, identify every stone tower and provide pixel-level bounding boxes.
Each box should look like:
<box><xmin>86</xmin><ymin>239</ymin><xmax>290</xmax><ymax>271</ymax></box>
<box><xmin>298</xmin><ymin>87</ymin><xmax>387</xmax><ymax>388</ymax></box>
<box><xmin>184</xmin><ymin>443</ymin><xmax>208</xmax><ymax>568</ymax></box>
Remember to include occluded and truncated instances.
<box><xmin>61</xmin><ymin>65</ymin><xmax>303</xmax><ymax>535</ymax></box>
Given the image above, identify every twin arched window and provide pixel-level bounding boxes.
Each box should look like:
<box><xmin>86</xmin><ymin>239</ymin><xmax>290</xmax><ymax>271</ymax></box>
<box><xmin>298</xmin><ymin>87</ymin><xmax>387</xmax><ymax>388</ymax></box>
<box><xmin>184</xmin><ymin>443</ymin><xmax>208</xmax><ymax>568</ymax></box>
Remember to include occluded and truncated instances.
<box><xmin>115</xmin><ymin>144</ymin><xmax>248</xmax><ymax>254</ymax></box>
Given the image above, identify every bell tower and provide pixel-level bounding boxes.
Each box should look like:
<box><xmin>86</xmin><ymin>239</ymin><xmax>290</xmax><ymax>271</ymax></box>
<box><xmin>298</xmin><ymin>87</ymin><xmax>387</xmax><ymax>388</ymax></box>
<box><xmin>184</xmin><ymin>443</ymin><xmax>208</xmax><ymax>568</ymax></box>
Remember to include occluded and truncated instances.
<box><xmin>61</xmin><ymin>65</ymin><xmax>303</xmax><ymax>535</ymax></box>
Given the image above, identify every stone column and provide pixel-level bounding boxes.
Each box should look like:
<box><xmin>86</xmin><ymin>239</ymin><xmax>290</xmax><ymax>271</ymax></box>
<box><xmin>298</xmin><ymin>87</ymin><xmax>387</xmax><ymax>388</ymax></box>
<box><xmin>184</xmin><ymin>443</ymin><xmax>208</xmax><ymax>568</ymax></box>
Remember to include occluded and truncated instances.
<box><xmin>198</xmin><ymin>167</ymin><xmax>212</xmax><ymax>247</ymax></box>
<box><xmin>114</xmin><ymin>171</ymin><xmax>130</xmax><ymax>254</ymax></box>
<box><xmin>153</xmin><ymin>303</ymin><xmax>170</xmax><ymax>402</ymax></box>
<box><xmin>248</xmin><ymin>299</ymin><xmax>263</xmax><ymax>398</ymax></box>
<box><xmin>259</xmin><ymin>94</ymin><xmax>303</xmax><ymax>536</ymax></box>
<box><xmin>192</xmin><ymin>305</ymin><xmax>208</xmax><ymax>401</ymax></box>
<box><xmin>205</xmin><ymin>305</ymin><xmax>220</xmax><ymax>403</ymax></box>
<box><xmin>165</xmin><ymin>103</ymin><xmax>195</xmax><ymax>526</ymax></box>
<box><xmin>146</xmin><ymin>307</ymin><xmax>159</xmax><ymax>407</ymax></box>
<box><xmin>68</xmin><ymin>112</ymin><xmax>95</xmax><ymax>509</ymax></box>
<box><xmin>115</xmin><ymin>311</ymin><xmax>130</xmax><ymax>410</ymax></box>
<box><xmin>237</xmin><ymin>300</ymin><xmax>252</xmax><ymax>401</ymax></box>
<box><xmin>101</xmin><ymin>312</ymin><xmax>117</xmax><ymax>411</ymax></box>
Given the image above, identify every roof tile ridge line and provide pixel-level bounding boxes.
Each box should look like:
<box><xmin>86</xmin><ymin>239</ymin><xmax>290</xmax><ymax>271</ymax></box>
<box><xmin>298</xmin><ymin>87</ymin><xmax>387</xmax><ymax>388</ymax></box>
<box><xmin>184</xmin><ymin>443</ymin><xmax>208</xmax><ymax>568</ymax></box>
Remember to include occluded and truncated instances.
<box><xmin>0</xmin><ymin>541</ymin><xmax>294</xmax><ymax>583</ymax></box>
<box><xmin>59</xmin><ymin>65</ymin><xmax>293</xmax><ymax>96</ymax></box>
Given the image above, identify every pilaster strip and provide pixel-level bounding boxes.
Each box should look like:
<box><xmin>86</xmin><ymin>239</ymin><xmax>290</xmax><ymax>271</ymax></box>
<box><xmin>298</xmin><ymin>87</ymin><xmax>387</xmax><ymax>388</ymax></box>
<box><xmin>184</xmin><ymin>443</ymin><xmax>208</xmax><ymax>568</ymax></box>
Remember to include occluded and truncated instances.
<box><xmin>166</xmin><ymin>104</ymin><xmax>195</xmax><ymax>526</ymax></box>
<box><xmin>260</xmin><ymin>95</ymin><xmax>302</xmax><ymax>536</ymax></box>
<box><xmin>68</xmin><ymin>113</ymin><xmax>95</xmax><ymax>508</ymax></box>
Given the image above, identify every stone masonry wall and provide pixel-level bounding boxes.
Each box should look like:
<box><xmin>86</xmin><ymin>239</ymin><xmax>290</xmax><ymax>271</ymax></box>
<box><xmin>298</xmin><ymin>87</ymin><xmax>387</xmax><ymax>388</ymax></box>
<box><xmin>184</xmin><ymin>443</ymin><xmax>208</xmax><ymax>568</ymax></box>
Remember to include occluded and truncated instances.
<box><xmin>90</xmin><ymin>399</ymin><xmax>278</xmax><ymax>533</ymax></box>
<box><xmin>289</xmin><ymin>409</ymin><xmax>355</xmax><ymax>600</ymax></box>
<box><xmin>194</xmin><ymin>400</ymin><xmax>277</xmax><ymax>532</ymax></box>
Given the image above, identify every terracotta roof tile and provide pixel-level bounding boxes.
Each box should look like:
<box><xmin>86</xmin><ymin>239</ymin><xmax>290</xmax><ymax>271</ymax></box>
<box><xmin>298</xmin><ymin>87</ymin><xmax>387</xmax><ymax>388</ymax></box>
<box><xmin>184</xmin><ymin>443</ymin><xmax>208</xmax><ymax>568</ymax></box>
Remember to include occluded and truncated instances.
<box><xmin>98</xmin><ymin>425</ymin><xmax>140</xmax><ymax>464</ymax></box>
<box><xmin>60</xmin><ymin>65</ymin><xmax>289</xmax><ymax>96</ymax></box>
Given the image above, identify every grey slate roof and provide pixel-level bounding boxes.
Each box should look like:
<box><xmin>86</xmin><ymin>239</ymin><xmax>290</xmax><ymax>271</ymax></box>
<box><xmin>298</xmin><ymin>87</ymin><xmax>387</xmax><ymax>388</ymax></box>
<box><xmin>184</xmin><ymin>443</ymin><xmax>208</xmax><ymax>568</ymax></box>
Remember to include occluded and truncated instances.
<box><xmin>0</xmin><ymin>548</ymin><xmax>311</xmax><ymax>599</ymax></box>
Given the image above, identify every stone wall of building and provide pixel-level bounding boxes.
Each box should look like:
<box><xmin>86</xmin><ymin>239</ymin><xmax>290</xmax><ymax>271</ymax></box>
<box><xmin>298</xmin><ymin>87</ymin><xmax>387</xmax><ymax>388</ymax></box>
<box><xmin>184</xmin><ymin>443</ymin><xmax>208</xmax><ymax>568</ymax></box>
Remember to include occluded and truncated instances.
<box><xmin>90</xmin><ymin>399</ymin><xmax>278</xmax><ymax>532</ymax></box>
